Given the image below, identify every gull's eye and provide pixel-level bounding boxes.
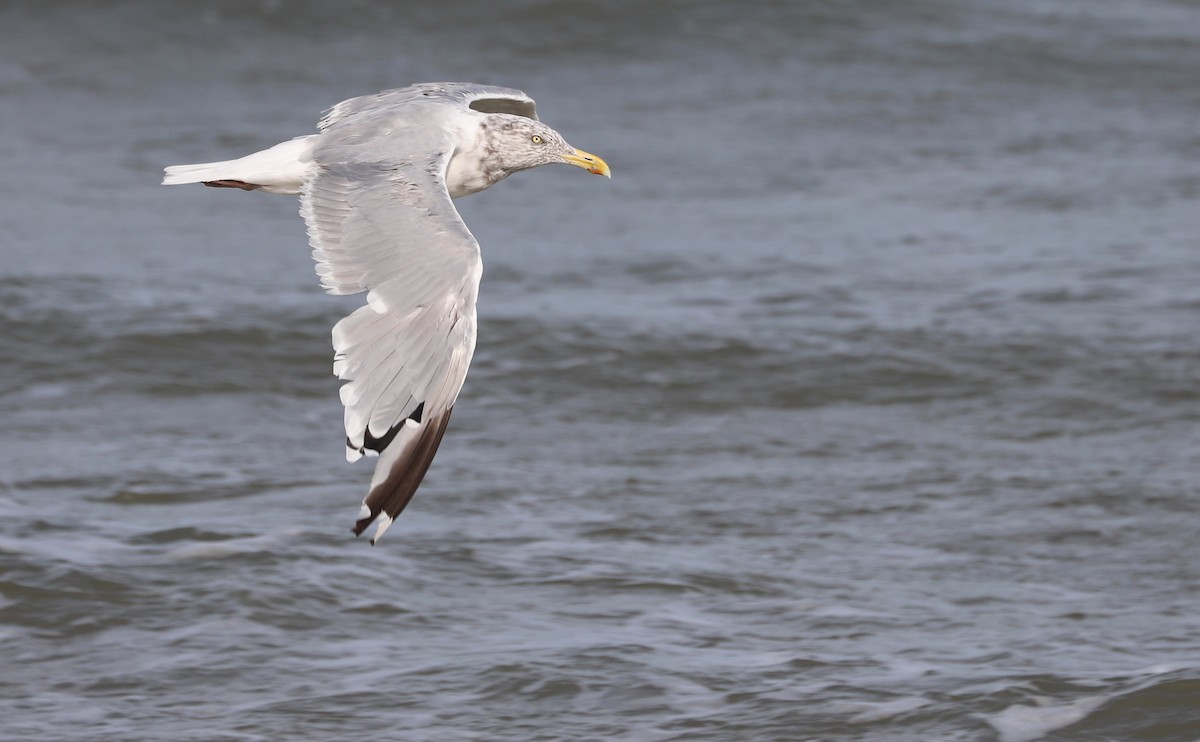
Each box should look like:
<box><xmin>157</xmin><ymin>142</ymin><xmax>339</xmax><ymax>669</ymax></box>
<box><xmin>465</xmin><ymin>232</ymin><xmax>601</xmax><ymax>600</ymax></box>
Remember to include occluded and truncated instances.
<box><xmin>531</xmin><ymin>135</ymin><xmax>543</xmax><ymax>144</ymax></box>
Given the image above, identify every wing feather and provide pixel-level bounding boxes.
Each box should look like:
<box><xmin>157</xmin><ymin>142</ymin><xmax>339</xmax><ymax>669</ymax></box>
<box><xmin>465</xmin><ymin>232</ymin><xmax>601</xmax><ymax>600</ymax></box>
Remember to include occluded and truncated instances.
<box><xmin>300</xmin><ymin>119</ymin><xmax>483</xmax><ymax>541</ymax></box>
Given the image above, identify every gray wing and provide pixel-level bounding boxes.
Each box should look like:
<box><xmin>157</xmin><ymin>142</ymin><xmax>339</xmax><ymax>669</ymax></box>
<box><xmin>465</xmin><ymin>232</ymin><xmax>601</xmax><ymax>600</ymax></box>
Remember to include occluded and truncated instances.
<box><xmin>300</xmin><ymin>121</ymin><xmax>481</xmax><ymax>545</ymax></box>
<box><xmin>319</xmin><ymin>82</ymin><xmax>537</xmax><ymax>131</ymax></box>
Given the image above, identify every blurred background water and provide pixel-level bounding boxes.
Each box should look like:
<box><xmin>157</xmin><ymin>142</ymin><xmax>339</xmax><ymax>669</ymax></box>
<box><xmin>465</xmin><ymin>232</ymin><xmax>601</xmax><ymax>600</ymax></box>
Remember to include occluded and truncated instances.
<box><xmin>2</xmin><ymin>1</ymin><xmax>1199</xmax><ymax>740</ymax></box>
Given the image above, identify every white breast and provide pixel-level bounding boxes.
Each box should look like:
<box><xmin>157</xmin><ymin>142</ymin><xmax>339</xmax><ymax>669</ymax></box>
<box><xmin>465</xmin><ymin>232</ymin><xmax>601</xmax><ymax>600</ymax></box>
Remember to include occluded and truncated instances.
<box><xmin>444</xmin><ymin>120</ymin><xmax>506</xmax><ymax>199</ymax></box>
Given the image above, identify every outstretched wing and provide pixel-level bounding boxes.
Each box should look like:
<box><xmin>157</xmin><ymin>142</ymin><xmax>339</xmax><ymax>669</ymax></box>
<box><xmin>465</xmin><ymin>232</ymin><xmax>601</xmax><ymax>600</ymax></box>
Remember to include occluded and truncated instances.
<box><xmin>300</xmin><ymin>123</ymin><xmax>482</xmax><ymax>545</ymax></box>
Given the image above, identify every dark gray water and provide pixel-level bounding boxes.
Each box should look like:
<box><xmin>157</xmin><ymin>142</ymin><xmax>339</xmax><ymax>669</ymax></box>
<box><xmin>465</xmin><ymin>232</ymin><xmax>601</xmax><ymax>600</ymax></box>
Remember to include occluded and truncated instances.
<box><xmin>3</xmin><ymin>1</ymin><xmax>1200</xmax><ymax>739</ymax></box>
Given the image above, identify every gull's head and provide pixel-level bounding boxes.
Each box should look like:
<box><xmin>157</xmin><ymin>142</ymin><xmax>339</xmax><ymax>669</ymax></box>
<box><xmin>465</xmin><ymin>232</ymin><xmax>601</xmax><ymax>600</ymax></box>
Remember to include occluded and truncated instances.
<box><xmin>488</xmin><ymin>117</ymin><xmax>611</xmax><ymax>179</ymax></box>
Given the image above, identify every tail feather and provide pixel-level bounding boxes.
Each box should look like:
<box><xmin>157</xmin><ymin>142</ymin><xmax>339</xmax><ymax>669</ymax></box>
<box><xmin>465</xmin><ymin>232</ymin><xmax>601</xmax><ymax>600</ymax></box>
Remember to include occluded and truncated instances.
<box><xmin>162</xmin><ymin>135</ymin><xmax>316</xmax><ymax>195</ymax></box>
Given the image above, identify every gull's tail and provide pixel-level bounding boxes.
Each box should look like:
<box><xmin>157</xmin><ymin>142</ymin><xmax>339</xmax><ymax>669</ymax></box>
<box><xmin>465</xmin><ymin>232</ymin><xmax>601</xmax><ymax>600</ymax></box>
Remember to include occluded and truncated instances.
<box><xmin>162</xmin><ymin>135</ymin><xmax>317</xmax><ymax>195</ymax></box>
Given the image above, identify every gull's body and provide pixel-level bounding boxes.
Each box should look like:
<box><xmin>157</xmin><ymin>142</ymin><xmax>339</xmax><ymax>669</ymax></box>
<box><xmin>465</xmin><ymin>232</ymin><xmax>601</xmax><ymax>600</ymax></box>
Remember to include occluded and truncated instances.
<box><xmin>163</xmin><ymin>82</ymin><xmax>609</xmax><ymax>544</ymax></box>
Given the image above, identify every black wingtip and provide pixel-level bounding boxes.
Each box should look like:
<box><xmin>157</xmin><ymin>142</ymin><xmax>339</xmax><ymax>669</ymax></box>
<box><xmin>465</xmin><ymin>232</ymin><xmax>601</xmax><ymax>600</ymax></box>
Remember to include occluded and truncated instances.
<box><xmin>354</xmin><ymin>408</ymin><xmax>454</xmax><ymax>543</ymax></box>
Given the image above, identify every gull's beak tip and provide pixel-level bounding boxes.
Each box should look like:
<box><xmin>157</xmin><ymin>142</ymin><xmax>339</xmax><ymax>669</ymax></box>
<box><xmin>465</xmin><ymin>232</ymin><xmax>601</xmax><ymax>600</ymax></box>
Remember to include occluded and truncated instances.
<box><xmin>564</xmin><ymin>148</ymin><xmax>611</xmax><ymax>179</ymax></box>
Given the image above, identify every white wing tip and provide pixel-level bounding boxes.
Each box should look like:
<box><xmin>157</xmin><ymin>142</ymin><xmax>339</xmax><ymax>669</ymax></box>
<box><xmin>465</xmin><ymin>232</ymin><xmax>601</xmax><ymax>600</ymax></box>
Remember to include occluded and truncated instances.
<box><xmin>368</xmin><ymin>513</ymin><xmax>394</xmax><ymax>546</ymax></box>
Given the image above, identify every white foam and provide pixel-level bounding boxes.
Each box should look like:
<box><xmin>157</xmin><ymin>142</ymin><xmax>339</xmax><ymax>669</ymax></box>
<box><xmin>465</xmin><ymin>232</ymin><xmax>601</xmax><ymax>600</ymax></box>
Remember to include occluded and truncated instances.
<box><xmin>986</xmin><ymin>695</ymin><xmax>1107</xmax><ymax>742</ymax></box>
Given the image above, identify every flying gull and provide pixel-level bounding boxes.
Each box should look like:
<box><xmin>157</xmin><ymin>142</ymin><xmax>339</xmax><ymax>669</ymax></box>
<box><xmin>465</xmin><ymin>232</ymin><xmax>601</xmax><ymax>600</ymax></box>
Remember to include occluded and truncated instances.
<box><xmin>163</xmin><ymin>82</ymin><xmax>611</xmax><ymax>544</ymax></box>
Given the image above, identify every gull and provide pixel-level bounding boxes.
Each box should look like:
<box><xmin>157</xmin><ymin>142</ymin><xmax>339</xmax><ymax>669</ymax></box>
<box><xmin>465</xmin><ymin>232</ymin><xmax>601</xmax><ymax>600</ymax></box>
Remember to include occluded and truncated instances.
<box><xmin>163</xmin><ymin>82</ymin><xmax>610</xmax><ymax>544</ymax></box>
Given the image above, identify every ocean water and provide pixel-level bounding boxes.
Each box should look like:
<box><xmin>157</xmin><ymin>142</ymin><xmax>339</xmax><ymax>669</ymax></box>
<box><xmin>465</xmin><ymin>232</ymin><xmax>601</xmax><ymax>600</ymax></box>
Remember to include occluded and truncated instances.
<box><xmin>2</xmin><ymin>1</ymin><xmax>1199</xmax><ymax>740</ymax></box>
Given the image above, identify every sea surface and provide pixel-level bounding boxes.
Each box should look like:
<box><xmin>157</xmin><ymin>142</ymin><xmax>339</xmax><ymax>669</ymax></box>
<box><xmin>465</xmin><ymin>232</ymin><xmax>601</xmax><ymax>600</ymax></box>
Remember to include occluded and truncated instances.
<box><xmin>2</xmin><ymin>1</ymin><xmax>1199</xmax><ymax>740</ymax></box>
